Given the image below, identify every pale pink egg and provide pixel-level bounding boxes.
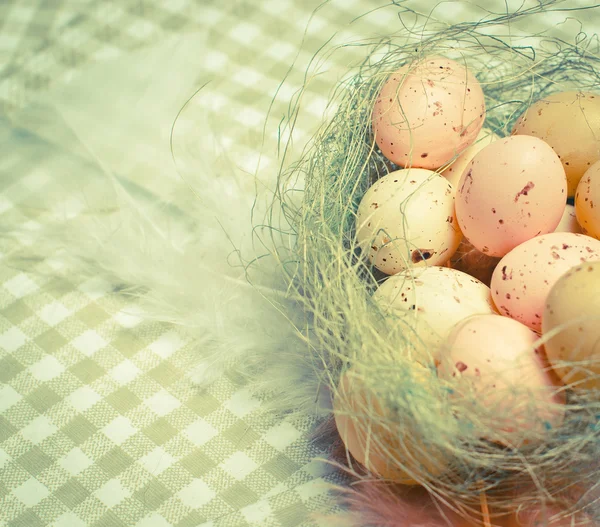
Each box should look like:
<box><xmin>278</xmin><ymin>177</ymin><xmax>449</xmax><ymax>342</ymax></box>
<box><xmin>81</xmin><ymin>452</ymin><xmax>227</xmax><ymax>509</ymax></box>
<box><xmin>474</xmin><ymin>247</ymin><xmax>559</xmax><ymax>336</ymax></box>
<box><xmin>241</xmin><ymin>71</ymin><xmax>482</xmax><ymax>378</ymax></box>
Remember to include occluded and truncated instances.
<box><xmin>490</xmin><ymin>232</ymin><xmax>600</xmax><ymax>332</ymax></box>
<box><xmin>455</xmin><ymin>135</ymin><xmax>567</xmax><ymax>257</ymax></box>
<box><xmin>372</xmin><ymin>56</ymin><xmax>485</xmax><ymax>169</ymax></box>
<box><xmin>437</xmin><ymin>314</ymin><xmax>565</xmax><ymax>442</ymax></box>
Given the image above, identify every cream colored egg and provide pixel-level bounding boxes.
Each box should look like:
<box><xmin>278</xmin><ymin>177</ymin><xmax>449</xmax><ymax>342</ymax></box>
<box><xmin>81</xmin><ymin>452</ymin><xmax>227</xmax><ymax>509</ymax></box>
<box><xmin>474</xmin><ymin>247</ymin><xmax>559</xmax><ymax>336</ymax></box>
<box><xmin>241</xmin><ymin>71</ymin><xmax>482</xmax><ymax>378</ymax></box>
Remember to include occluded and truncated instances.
<box><xmin>543</xmin><ymin>261</ymin><xmax>600</xmax><ymax>392</ymax></box>
<box><xmin>333</xmin><ymin>368</ymin><xmax>448</xmax><ymax>485</ymax></box>
<box><xmin>356</xmin><ymin>169</ymin><xmax>462</xmax><ymax>274</ymax></box>
<box><xmin>575</xmin><ymin>160</ymin><xmax>600</xmax><ymax>239</ymax></box>
<box><xmin>441</xmin><ymin>128</ymin><xmax>500</xmax><ymax>189</ymax></box>
<box><xmin>554</xmin><ymin>204</ymin><xmax>582</xmax><ymax>234</ymax></box>
<box><xmin>491</xmin><ymin>232</ymin><xmax>600</xmax><ymax>332</ymax></box>
<box><xmin>372</xmin><ymin>56</ymin><xmax>485</xmax><ymax>169</ymax></box>
<box><xmin>512</xmin><ymin>91</ymin><xmax>600</xmax><ymax>196</ymax></box>
<box><xmin>437</xmin><ymin>314</ymin><xmax>566</xmax><ymax>443</ymax></box>
<box><xmin>373</xmin><ymin>266</ymin><xmax>496</xmax><ymax>352</ymax></box>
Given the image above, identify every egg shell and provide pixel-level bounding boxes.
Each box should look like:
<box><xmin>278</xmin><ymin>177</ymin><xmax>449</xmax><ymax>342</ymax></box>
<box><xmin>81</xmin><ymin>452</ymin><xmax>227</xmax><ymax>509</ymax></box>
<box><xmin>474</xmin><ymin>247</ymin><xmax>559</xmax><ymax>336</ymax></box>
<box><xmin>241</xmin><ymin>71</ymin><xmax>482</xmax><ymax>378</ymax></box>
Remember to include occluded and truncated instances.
<box><xmin>491</xmin><ymin>232</ymin><xmax>600</xmax><ymax>332</ymax></box>
<box><xmin>437</xmin><ymin>314</ymin><xmax>565</xmax><ymax>441</ymax></box>
<box><xmin>542</xmin><ymin>261</ymin><xmax>600</xmax><ymax>392</ymax></box>
<box><xmin>554</xmin><ymin>204</ymin><xmax>582</xmax><ymax>234</ymax></box>
<box><xmin>441</xmin><ymin>128</ymin><xmax>500</xmax><ymax>189</ymax></box>
<box><xmin>333</xmin><ymin>368</ymin><xmax>448</xmax><ymax>484</ymax></box>
<box><xmin>456</xmin><ymin>135</ymin><xmax>567</xmax><ymax>257</ymax></box>
<box><xmin>356</xmin><ymin>169</ymin><xmax>462</xmax><ymax>273</ymax></box>
<box><xmin>512</xmin><ymin>91</ymin><xmax>600</xmax><ymax>196</ymax></box>
<box><xmin>372</xmin><ymin>56</ymin><xmax>485</xmax><ymax>169</ymax></box>
<box><xmin>373</xmin><ymin>266</ymin><xmax>496</xmax><ymax>351</ymax></box>
<box><xmin>575</xmin><ymin>160</ymin><xmax>600</xmax><ymax>239</ymax></box>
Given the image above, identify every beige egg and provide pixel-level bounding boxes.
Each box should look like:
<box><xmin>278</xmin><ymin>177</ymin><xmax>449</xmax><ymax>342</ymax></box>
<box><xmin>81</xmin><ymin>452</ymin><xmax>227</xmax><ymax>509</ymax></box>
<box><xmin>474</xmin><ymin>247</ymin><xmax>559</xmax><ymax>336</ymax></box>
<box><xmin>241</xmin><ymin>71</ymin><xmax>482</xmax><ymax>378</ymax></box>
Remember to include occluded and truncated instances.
<box><xmin>356</xmin><ymin>169</ymin><xmax>462</xmax><ymax>274</ymax></box>
<box><xmin>333</xmin><ymin>368</ymin><xmax>448</xmax><ymax>485</ymax></box>
<box><xmin>554</xmin><ymin>204</ymin><xmax>582</xmax><ymax>234</ymax></box>
<box><xmin>441</xmin><ymin>128</ymin><xmax>500</xmax><ymax>189</ymax></box>
<box><xmin>575</xmin><ymin>160</ymin><xmax>600</xmax><ymax>239</ymax></box>
<box><xmin>542</xmin><ymin>261</ymin><xmax>600</xmax><ymax>392</ymax></box>
<box><xmin>512</xmin><ymin>91</ymin><xmax>600</xmax><ymax>196</ymax></box>
<box><xmin>373</xmin><ymin>266</ymin><xmax>496</xmax><ymax>352</ymax></box>
<box><xmin>372</xmin><ymin>56</ymin><xmax>485</xmax><ymax>169</ymax></box>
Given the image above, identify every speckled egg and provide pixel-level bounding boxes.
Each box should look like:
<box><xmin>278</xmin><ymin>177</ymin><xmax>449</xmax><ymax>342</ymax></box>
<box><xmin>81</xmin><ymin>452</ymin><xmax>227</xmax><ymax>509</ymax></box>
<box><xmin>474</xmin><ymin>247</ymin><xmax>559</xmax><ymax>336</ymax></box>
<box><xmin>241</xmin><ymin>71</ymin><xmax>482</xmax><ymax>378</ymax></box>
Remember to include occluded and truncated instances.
<box><xmin>356</xmin><ymin>169</ymin><xmax>462</xmax><ymax>273</ymax></box>
<box><xmin>575</xmin><ymin>160</ymin><xmax>600</xmax><ymax>239</ymax></box>
<box><xmin>456</xmin><ymin>135</ymin><xmax>567</xmax><ymax>257</ymax></box>
<box><xmin>512</xmin><ymin>91</ymin><xmax>600</xmax><ymax>196</ymax></box>
<box><xmin>490</xmin><ymin>232</ymin><xmax>600</xmax><ymax>332</ymax></box>
<box><xmin>441</xmin><ymin>128</ymin><xmax>500</xmax><ymax>189</ymax></box>
<box><xmin>554</xmin><ymin>204</ymin><xmax>582</xmax><ymax>234</ymax></box>
<box><xmin>333</xmin><ymin>368</ymin><xmax>448</xmax><ymax>484</ymax></box>
<box><xmin>373</xmin><ymin>266</ymin><xmax>496</xmax><ymax>351</ymax></box>
<box><xmin>543</xmin><ymin>261</ymin><xmax>600</xmax><ymax>392</ymax></box>
<box><xmin>372</xmin><ymin>56</ymin><xmax>485</xmax><ymax>169</ymax></box>
<box><xmin>437</xmin><ymin>314</ymin><xmax>565</xmax><ymax>442</ymax></box>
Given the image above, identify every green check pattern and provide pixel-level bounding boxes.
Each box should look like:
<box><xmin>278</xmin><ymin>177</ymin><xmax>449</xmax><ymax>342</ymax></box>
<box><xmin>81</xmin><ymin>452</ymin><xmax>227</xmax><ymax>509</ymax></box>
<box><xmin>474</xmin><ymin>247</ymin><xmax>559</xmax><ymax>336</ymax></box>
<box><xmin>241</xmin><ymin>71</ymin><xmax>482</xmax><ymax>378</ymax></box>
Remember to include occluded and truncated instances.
<box><xmin>0</xmin><ymin>137</ymin><xmax>340</xmax><ymax>527</ymax></box>
<box><xmin>2</xmin><ymin>1</ymin><xmax>600</xmax><ymax>526</ymax></box>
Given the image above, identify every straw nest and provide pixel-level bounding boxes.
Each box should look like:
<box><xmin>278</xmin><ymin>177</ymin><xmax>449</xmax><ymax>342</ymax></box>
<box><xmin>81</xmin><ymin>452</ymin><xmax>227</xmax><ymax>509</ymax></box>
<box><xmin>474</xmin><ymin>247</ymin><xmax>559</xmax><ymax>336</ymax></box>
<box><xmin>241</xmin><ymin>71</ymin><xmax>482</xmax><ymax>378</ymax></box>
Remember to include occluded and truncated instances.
<box><xmin>262</xmin><ymin>1</ymin><xmax>600</xmax><ymax>524</ymax></box>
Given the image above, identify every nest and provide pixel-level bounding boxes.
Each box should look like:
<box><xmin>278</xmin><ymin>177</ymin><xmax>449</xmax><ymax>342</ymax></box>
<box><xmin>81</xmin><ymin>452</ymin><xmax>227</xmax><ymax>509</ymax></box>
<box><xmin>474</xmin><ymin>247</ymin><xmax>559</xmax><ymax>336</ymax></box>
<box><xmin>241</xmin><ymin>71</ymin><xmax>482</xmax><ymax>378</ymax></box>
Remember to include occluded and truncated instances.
<box><xmin>263</xmin><ymin>1</ymin><xmax>600</xmax><ymax>524</ymax></box>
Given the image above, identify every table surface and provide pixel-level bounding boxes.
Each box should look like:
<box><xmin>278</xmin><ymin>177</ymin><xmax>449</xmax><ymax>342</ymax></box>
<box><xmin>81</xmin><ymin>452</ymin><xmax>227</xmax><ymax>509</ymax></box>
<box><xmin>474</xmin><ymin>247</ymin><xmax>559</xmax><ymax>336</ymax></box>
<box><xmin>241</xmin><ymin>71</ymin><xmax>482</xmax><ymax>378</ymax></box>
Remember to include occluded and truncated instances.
<box><xmin>2</xmin><ymin>2</ymin><xmax>600</xmax><ymax>527</ymax></box>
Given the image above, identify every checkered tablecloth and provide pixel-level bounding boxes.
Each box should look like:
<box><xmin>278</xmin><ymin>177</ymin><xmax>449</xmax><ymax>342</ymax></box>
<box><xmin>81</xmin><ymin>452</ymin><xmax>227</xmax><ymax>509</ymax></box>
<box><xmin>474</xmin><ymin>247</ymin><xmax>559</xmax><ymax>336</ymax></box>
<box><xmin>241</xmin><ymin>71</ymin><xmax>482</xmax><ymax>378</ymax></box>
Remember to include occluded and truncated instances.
<box><xmin>2</xmin><ymin>2</ymin><xmax>600</xmax><ymax>527</ymax></box>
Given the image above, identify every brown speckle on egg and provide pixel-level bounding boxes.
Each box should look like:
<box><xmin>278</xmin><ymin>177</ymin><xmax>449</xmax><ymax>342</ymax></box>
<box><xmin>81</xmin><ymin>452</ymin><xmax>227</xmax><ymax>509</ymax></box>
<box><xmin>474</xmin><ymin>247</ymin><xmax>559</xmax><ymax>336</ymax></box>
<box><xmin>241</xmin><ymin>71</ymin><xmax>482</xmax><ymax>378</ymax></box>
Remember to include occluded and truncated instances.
<box><xmin>455</xmin><ymin>361</ymin><xmax>468</xmax><ymax>373</ymax></box>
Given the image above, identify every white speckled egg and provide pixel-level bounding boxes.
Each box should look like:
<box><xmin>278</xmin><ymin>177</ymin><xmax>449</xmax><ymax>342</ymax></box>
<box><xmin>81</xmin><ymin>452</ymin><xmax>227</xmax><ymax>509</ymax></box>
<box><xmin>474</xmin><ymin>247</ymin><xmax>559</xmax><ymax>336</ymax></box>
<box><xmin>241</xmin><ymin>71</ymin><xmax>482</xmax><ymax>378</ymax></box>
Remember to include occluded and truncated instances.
<box><xmin>373</xmin><ymin>266</ymin><xmax>496</xmax><ymax>350</ymax></box>
<box><xmin>490</xmin><ymin>232</ymin><xmax>600</xmax><ymax>332</ymax></box>
<box><xmin>441</xmin><ymin>128</ymin><xmax>500</xmax><ymax>189</ymax></box>
<box><xmin>356</xmin><ymin>169</ymin><xmax>462</xmax><ymax>273</ymax></box>
<box><xmin>456</xmin><ymin>135</ymin><xmax>567</xmax><ymax>257</ymax></box>
<box><xmin>372</xmin><ymin>56</ymin><xmax>485</xmax><ymax>169</ymax></box>
<box><xmin>575</xmin><ymin>160</ymin><xmax>600</xmax><ymax>239</ymax></box>
<box><xmin>437</xmin><ymin>314</ymin><xmax>565</xmax><ymax>442</ymax></box>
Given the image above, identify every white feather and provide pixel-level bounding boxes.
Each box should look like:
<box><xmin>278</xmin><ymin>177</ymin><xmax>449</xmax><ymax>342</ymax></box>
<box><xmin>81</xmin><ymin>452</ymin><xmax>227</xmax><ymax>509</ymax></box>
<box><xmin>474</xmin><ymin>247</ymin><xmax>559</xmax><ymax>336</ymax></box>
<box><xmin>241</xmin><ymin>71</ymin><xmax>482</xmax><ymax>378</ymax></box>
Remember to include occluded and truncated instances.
<box><xmin>6</xmin><ymin>33</ymin><xmax>326</xmax><ymax>420</ymax></box>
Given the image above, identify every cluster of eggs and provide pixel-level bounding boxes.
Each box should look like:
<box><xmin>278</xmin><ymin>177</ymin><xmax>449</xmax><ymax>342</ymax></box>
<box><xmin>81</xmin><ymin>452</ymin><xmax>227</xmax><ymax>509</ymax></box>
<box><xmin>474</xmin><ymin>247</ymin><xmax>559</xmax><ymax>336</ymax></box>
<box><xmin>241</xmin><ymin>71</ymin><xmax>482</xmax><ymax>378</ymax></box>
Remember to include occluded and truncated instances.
<box><xmin>334</xmin><ymin>56</ymin><xmax>600</xmax><ymax>516</ymax></box>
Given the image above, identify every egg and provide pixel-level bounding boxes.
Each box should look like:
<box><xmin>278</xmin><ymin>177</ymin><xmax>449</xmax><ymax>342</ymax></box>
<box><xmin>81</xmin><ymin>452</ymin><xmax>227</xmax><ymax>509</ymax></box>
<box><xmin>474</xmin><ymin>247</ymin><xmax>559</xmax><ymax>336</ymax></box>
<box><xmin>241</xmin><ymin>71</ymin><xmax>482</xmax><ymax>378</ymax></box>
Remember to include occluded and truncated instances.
<box><xmin>356</xmin><ymin>169</ymin><xmax>462</xmax><ymax>273</ymax></box>
<box><xmin>372</xmin><ymin>56</ymin><xmax>485</xmax><ymax>169</ymax></box>
<box><xmin>490</xmin><ymin>232</ymin><xmax>600</xmax><ymax>332</ymax></box>
<box><xmin>575</xmin><ymin>160</ymin><xmax>600</xmax><ymax>239</ymax></box>
<box><xmin>333</xmin><ymin>368</ymin><xmax>448</xmax><ymax>484</ymax></box>
<box><xmin>441</xmin><ymin>128</ymin><xmax>500</xmax><ymax>189</ymax></box>
<box><xmin>455</xmin><ymin>135</ymin><xmax>567</xmax><ymax>257</ymax></box>
<box><xmin>554</xmin><ymin>204</ymin><xmax>582</xmax><ymax>234</ymax></box>
<box><xmin>373</xmin><ymin>266</ymin><xmax>496</xmax><ymax>352</ymax></box>
<box><xmin>437</xmin><ymin>314</ymin><xmax>566</xmax><ymax>442</ymax></box>
<box><xmin>542</xmin><ymin>261</ymin><xmax>600</xmax><ymax>392</ymax></box>
<box><xmin>512</xmin><ymin>91</ymin><xmax>600</xmax><ymax>196</ymax></box>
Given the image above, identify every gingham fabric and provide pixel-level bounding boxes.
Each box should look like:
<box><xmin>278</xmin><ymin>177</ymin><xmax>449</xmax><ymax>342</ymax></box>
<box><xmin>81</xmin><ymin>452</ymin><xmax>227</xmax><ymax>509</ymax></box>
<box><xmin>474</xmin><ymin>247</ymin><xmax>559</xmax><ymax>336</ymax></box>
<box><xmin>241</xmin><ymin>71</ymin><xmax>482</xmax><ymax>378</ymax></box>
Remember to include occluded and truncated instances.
<box><xmin>1</xmin><ymin>2</ymin><xmax>600</xmax><ymax>527</ymax></box>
